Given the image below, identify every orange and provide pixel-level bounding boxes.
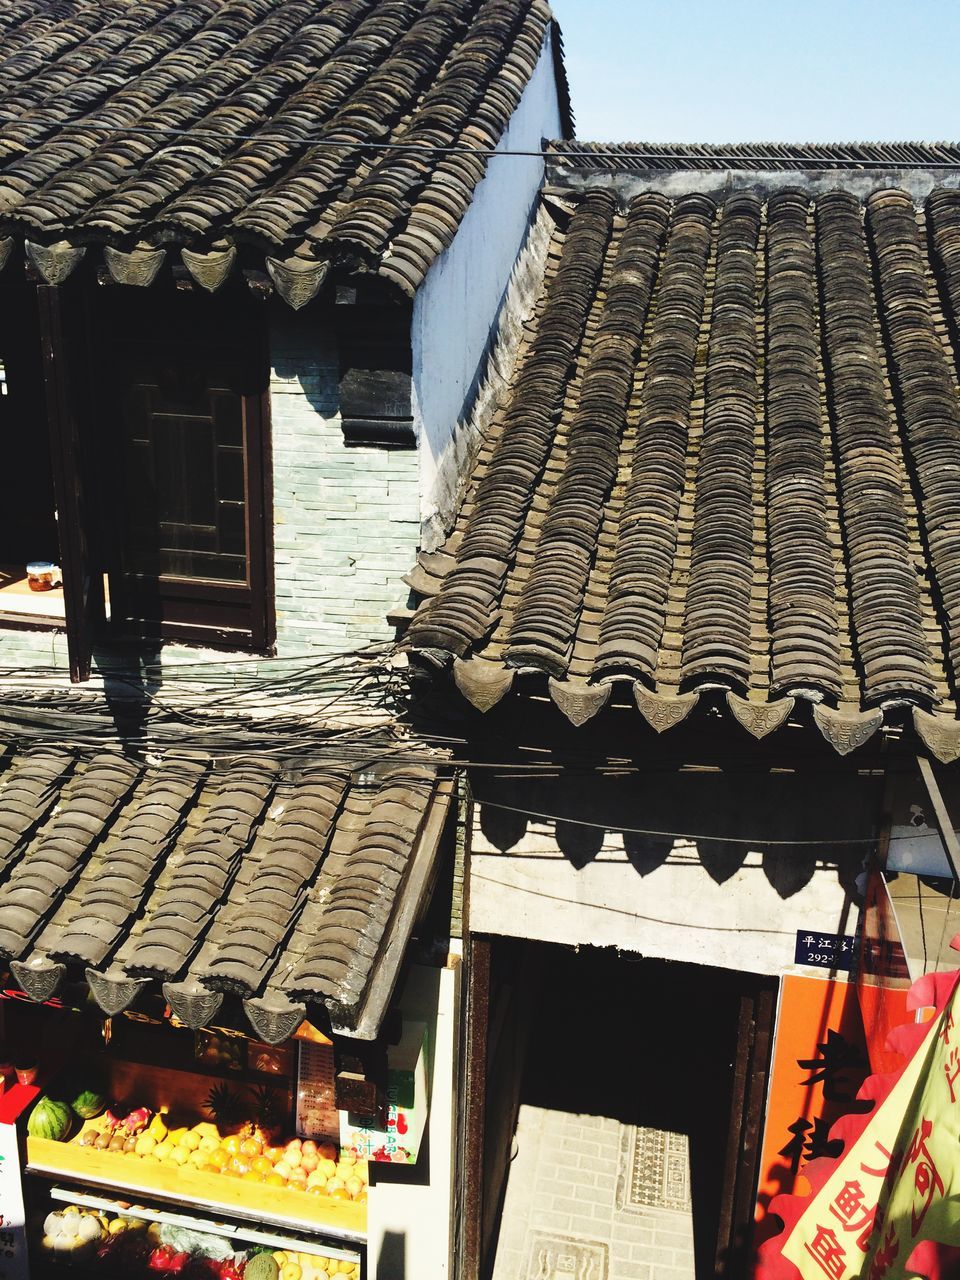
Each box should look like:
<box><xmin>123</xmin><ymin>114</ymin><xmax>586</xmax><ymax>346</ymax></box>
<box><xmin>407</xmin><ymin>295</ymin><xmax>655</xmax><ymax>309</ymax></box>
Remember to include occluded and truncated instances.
<box><xmin>328</xmin><ymin>1187</ymin><xmax>349</xmax><ymax>1200</ymax></box>
<box><xmin>199</xmin><ymin>1164</ymin><xmax>221</xmax><ymax>1175</ymax></box>
<box><xmin>229</xmin><ymin>1157</ymin><xmax>251</xmax><ymax>1176</ymax></box>
<box><xmin>243</xmin><ymin>1170</ymin><xmax>263</xmax><ymax>1183</ymax></box>
<box><xmin>207</xmin><ymin>1149</ymin><xmax>229</xmax><ymax>1170</ymax></box>
<box><xmin>264</xmin><ymin>1146</ymin><xmax>284</xmax><ymax>1164</ymax></box>
<box><xmin>222</xmin><ymin>1135</ymin><xmax>241</xmax><ymax>1156</ymax></box>
<box><xmin>251</xmin><ymin>1156</ymin><xmax>273</xmax><ymax>1175</ymax></box>
<box><xmin>265</xmin><ymin>1173</ymin><xmax>286</xmax><ymax>1187</ymax></box>
<box><xmin>239</xmin><ymin>1137</ymin><xmax>262</xmax><ymax>1159</ymax></box>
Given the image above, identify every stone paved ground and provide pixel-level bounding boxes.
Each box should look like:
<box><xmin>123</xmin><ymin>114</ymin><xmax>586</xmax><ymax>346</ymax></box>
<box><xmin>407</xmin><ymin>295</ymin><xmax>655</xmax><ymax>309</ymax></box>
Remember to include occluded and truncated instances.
<box><xmin>491</xmin><ymin>1104</ymin><xmax>696</xmax><ymax>1280</ymax></box>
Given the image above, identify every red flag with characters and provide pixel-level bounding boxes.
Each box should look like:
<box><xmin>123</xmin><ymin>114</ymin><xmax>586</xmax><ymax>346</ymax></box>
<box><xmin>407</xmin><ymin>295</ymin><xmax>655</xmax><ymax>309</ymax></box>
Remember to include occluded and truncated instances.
<box><xmin>757</xmin><ymin>963</ymin><xmax>960</xmax><ymax>1280</ymax></box>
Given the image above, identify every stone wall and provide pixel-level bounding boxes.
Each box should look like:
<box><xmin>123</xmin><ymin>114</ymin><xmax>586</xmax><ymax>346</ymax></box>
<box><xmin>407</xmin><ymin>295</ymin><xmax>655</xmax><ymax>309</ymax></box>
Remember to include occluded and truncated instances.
<box><xmin>270</xmin><ymin>308</ymin><xmax>419</xmax><ymax>658</ymax></box>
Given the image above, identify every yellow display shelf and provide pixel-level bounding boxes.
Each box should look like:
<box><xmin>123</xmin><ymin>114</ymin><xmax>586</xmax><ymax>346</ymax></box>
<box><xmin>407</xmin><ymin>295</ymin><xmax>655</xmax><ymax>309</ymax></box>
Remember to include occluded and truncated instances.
<box><xmin>27</xmin><ymin>1136</ymin><xmax>367</xmax><ymax>1242</ymax></box>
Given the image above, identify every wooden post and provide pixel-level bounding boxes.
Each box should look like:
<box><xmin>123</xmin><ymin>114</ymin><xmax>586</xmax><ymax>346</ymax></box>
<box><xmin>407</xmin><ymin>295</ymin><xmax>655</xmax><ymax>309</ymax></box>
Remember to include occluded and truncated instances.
<box><xmin>35</xmin><ymin>280</ymin><xmax>103</xmax><ymax>682</ymax></box>
<box><xmin>459</xmin><ymin>933</ymin><xmax>490</xmax><ymax>1280</ymax></box>
<box><xmin>457</xmin><ymin>773</ymin><xmax>490</xmax><ymax>1280</ymax></box>
<box><xmin>714</xmin><ymin>978</ymin><xmax>777</xmax><ymax>1276</ymax></box>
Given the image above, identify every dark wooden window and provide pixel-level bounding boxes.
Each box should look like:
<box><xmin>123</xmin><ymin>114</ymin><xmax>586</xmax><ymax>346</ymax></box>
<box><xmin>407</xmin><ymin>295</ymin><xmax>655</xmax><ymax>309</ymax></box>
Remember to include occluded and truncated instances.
<box><xmin>121</xmin><ymin>354</ymin><xmax>250</xmax><ymax>584</ymax></box>
<box><xmin>95</xmin><ymin>283</ymin><xmax>273</xmax><ymax>651</ymax></box>
<box><xmin>337</xmin><ymin>298</ymin><xmax>414</xmax><ymax>447</ymax></box>
<box><xmin>0</xmin><ymin>278</ymin><xmax>57</xmax><ymax>570</ymax></box>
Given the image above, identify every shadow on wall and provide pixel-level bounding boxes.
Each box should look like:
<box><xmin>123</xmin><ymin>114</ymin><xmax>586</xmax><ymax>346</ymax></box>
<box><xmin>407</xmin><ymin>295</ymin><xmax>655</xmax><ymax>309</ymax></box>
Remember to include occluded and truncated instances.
<box><xmin>474</xmin><ymin>767</ymin><xmax>883</xmax><ymax>901</ymax></box>
<box><xmin>376</xmin><ymin>1231</ymin><xmax>406</xmax><ymax>1280</ymax></box>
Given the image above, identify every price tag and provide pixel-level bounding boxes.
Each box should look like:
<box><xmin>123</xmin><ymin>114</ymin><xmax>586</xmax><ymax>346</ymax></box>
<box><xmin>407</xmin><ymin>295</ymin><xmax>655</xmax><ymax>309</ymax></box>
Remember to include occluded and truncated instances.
<box><xmin>0</xmin><ymin>1124</ymin><xmax>28</xmax><ymax>1280</ymax></box>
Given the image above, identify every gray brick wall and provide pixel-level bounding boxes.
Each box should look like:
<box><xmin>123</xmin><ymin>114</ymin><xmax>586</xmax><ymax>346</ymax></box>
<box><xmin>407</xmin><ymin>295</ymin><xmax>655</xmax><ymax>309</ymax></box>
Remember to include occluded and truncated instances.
<box><xmin>493</xmin><ymin>1108</ymin><xmax>696</xmax><ymax>1280</ymax></box>
<box><xmin>0</xmin><ymin>309</ymin><xmax>420</xmax><ymax>686</ymax></box>
<box><xmin>270</xmin><ymin>309</ymin><xmax>419</xmax><ymax>657</ymax></box>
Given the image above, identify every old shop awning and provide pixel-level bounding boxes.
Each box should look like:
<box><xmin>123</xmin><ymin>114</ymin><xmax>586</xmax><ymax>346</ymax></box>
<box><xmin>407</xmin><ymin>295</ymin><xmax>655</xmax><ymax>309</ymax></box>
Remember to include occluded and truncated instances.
<box><xmin>405</xmin><ymin>181</ymin><xmax>960</xmax><ymax>760</ymax></box>
<box><xmin>0</xmin><ymin>0</ymin><xmax>570</xmax><ymax>305</ymax></box>
<box><xmin>0</xmin><ymin>744</ymin><xmax>452</xmax><ymax>1042</ymax></box>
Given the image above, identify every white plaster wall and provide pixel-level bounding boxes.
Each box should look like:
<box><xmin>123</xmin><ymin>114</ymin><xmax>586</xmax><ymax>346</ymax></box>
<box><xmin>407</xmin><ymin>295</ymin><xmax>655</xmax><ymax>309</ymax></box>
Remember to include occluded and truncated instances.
<box><xmin>470</xmin><ymin>821</ymin><xmax>861</xmax><ymax>978</ymax></box>
<box><xmin>366</xmin><ymin>960</ymin><xmax>461</xmax><ymax>1280</ymax></box>
<box><xmin>412</xmin><ymin>30</ymin><xmax>563</xmax><ymax>549</ymax></box>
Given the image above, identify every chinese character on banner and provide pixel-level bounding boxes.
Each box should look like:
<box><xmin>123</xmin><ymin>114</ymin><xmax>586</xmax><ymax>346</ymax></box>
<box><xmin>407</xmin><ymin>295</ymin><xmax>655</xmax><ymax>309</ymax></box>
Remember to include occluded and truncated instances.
<box><xmin>798</xmin><ymin>1030</ymin><xmax>871</xmax><ymax>1109</ymax></box>
<box><xmin>804</xmin><ymin>1224</ymin><xmax>847</xmax><ymax>1278</ymax></box>
<box><xmin>904</xmin><ymin>1118</ymin><xmax>944</xmax><ymax>1238</ymax></box>
<box><xmin>754</xmin><ymin>975</ymin><xmax>871</xmax><ymax>1259</ymax></box>
<box><xmin>828</xmin><ymin>1179</ymin><xmax>876</xmax><ymax>1252</ymax></box>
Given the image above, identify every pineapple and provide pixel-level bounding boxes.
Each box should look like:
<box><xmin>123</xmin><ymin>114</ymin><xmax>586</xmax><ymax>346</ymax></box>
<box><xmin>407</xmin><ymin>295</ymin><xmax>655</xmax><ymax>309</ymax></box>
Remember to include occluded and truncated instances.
<box><xmin>204</xmin><ymin>1082</ymin><xmax>245</xmax><ymax>1131</ymax></box>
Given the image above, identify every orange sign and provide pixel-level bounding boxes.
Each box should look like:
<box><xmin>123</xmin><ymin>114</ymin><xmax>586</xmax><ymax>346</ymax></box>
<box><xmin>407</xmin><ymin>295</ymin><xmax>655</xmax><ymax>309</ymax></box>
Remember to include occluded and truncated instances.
<box><xmin>754</xmin><ymin>976</ymin><xmax>870</xmax><ymax>1258</ymax></box>
<box><xmin>779</xmin><ymin>973</ymin><xmax>960</xmax><ymax>1278</ymax></box>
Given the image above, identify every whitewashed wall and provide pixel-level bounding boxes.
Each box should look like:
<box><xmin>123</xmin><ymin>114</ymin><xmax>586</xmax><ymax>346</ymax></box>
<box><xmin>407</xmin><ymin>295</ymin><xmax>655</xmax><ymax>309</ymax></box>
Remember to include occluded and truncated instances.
<box><xmin>470</xmin><ymin>825</ymin><xmax>861</xmax><ymax>978</ymax></box>
<box><xmin>412</xmin><ymin>30</ymin><xmax>564</xmax><ymax>549</ymax></box>
<box><xmin>469</xmin><ymin>771</ymin><xmax>881</xmax><ymax>977</ymax></box>
<box><xmin>367</xmin><ymin>961</ymin><xmax>461</xmax><ymax>1280</ymax></box>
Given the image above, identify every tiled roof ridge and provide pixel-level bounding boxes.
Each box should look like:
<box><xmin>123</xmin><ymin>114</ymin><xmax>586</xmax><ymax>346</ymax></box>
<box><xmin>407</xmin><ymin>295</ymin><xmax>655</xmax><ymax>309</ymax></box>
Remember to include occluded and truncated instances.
<box><xmin>404</xmin><ymin>183</ymin><xmax>960</xmax><ymax>761</ymax></box>
<box><xmin>0</xmin><ymin>0</ymin><xmax>565</xmax><ymax>304</ymax></box>
<box><xmin>549</xmin><ymin>140</ymin><xmax>960</xmax><ymax>171</ymax></box>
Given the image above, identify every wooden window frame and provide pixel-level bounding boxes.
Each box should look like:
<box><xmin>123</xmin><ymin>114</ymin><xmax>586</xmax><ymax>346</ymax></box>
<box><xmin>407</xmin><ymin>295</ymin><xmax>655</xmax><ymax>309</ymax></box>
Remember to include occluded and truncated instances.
<box><xmin>5</xmin><ymin>275</ymin><xmax>276</xmax><ymax>679</ymax></box>
<box><xmin>106</xmin><ymin>377</ymin><xmax>275</xmax><ymax>653</ymax></box>
<box><xmin>95</xmin><ymin>283</ymin><xmax>276</xmax><ymax>657</ymax></box>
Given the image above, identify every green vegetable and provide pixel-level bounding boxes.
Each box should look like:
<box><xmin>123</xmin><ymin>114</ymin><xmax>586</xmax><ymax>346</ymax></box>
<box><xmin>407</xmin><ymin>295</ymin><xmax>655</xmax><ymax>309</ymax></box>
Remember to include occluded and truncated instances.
<box><xmin>71</xmin><ymin>1088</ymin><xmax>105</xmax><ymax>1120</ymax></box>
<box><xmin>27</xmin><ymin>1097</ymin><xmax>74</xmax><ymax>1142</ymax></box>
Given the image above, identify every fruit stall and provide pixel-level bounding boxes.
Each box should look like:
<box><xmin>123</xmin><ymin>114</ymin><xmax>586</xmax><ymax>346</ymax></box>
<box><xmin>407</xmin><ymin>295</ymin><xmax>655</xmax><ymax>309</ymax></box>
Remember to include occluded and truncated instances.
<box><xmin>0</xmin><ymin>988</ymin><xmax>400</xmax><ymax>1280</ymax></box>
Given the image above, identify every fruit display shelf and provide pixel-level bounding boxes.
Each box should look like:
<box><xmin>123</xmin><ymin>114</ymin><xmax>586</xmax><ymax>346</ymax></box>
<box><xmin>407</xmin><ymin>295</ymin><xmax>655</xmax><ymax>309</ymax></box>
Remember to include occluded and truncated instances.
<box><xmin>45</xmin><ymin>1186</ymin><xmax>362</xmax><ymax>1267</ymax></box>
<box><xmin>27</xmin><ymin>1135</ymin><xmax>366</xmax><ymax>1243</ymax></box>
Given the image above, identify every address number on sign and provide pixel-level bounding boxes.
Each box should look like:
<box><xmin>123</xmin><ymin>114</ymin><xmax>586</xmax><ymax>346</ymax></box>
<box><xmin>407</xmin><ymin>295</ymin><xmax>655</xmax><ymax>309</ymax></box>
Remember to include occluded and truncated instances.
<box><xmin>794</xmin><ymin>931</ymin><xmax>856</xmax><ymax>972</ymax></box>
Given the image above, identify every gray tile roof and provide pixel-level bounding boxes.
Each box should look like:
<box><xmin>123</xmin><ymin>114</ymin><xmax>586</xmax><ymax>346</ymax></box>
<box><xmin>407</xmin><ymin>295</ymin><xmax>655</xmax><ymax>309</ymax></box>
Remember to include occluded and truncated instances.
<box><xmin>0</xmin><ymin>742</ymin><xmax>449</xmax><ymax>1040</ymax></box>
<box><xmin>404</xmin><ymin>183</ymin><xmax>960</xmax><ymax>761</ymax></box>
<box><xmin>0</xmin><ymin>0</ymin><xmax>569</xmax><ymax>304</ymax></box>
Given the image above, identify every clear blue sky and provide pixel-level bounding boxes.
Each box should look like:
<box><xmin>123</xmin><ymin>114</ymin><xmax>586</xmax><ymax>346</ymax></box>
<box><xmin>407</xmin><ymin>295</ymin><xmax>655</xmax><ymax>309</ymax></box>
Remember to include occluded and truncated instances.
<box><xmin>550</xmin><ymin>1</ymin><xmax>960</xmax><ymax>144</ymax></box>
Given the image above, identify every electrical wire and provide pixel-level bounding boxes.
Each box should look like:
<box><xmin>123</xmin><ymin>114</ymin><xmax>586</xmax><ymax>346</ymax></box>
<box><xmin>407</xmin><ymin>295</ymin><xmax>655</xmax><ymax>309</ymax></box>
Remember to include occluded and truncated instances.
<box><xmin>9</xmin><ymin>124</ymin><xmax>960</xmax><ymax>170</ymax></box>
<box><xmin>474</xmin><ymin>797</ymin><xmax>882</xmax><ymax>848</ymax></box>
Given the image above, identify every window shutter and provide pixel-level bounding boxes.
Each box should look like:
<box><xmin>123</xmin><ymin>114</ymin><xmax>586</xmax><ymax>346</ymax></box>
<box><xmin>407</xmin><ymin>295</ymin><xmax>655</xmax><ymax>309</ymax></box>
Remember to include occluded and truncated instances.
<box><xmin>338</xmin><ymin>305</ymin><xmax>414</xmax><ymax>447</ymax></box>
<box><xmin>36</xmin><ymin>282</ymin><xmax>104</xmax><ymax>683</ymax></box>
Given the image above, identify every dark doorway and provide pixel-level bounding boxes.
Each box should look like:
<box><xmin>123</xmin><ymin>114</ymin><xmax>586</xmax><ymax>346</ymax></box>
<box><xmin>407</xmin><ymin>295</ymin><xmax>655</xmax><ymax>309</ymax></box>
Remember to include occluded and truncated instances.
<box><xmin>478</xmin><ymin>942</ymin><xmax>772</xmax><ymax>1280</ymax></box>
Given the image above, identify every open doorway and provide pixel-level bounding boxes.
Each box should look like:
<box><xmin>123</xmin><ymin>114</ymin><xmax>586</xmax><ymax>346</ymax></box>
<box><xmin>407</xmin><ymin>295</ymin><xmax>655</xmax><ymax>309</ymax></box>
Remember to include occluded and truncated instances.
<box><xmin>0</xmin><ymin>275</ymin><xmax>62</xmax><ymax>623</ymax></box>
<box><xmin>478</xmin><ymin>942</ymin><xmax>774</xmax><ymax>1280</ymax></box>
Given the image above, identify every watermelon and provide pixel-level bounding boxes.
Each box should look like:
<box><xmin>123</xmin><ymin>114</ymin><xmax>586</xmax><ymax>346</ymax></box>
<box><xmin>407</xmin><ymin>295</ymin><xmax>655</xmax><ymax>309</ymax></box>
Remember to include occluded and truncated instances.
<box><xmin>70</xmin><ymin>1089</ymin><xmax>104</xmax><ymax>1120</ymax></box>
<box><xmin>27</xmin><ymin>1097</ymin><xmax>73</xmax><ymax>1142</ymax></box>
